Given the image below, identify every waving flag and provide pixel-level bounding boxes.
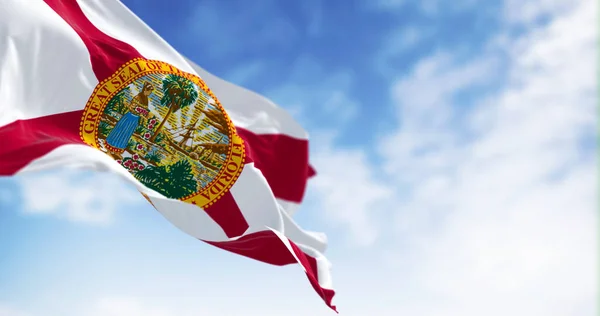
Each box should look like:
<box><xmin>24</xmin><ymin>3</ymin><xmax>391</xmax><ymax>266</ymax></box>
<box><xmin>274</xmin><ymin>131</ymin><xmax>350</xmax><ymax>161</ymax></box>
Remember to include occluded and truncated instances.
<box><xmin>0</xmin><ymin>0</ymin><xmax>336</xmax><ymax>312</ymax></box>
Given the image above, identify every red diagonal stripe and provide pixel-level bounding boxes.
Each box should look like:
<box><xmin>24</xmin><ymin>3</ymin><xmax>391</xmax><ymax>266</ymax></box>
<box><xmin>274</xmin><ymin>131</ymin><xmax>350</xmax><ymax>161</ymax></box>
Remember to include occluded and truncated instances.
<box><xmin>237</xmin><ymin>128</ymin><xmax>312</xmax><ymax>203</ymax></box>
<box><xmin>202</xmin><ymin>191</ymin><xmax>249</xmax><ymax>238</ymax></box>
<box><xmin>44</xmin><ymin>0</ymin><xmax>143</xmax><ymax>81</ymax></box>
<box><xmin>0</xmin><ymin>111</ymin><xmax>84</xmax><ymax>175</ymax></box>
<box><xmin>205</xmin><ymin>230</ymin><xmax>296</xmax><ymax>265</ymax></box>
<box><xmin>205</xmin><ymin>230</ymin><xmax>337</xmax><ymax>312</ymax></box>
<box><xmin>289</xmin><ymin>241</ymin><xmax>337</xmax><ymax>313</ymax></box>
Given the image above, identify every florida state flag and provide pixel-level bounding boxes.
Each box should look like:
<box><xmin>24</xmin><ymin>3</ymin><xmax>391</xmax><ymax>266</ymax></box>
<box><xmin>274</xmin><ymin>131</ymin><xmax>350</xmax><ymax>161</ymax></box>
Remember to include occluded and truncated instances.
<box><xmin>0</xmin><ymin>0</ymin><xmax>336</xmax><ymax>311</ymax></box>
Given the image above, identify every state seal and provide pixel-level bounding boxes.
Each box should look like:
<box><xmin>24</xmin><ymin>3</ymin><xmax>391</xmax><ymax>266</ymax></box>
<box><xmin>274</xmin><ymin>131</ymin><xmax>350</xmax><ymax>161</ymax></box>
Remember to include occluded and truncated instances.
<box><xmin>79</xmin><ymin>59</ymin><xmax>245</xmax><ymax>208</ymax></box>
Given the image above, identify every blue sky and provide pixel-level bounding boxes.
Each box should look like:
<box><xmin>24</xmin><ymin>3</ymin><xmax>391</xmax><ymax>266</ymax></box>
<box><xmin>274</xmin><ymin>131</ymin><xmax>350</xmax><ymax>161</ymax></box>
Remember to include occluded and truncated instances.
<box><xmin>0</xmin><ymin>0</ymin><xmax>597</xmax><ymax>315</ymax></box>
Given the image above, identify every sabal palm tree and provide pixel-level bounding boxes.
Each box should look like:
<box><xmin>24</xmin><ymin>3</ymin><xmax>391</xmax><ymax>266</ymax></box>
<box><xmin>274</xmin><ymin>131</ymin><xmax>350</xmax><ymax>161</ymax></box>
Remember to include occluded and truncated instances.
<box><xmin>150</xmin><ymin>75</ymin><xmax>198</xmax><ymax>142</ymax></box>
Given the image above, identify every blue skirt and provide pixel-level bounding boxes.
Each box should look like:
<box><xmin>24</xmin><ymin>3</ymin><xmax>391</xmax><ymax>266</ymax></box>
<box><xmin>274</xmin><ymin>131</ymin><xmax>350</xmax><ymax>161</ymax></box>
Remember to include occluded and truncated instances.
<box><xmin>106</xmin><ymin>112</ymin><xmax>140</xmax><ymax>149</ymax></box>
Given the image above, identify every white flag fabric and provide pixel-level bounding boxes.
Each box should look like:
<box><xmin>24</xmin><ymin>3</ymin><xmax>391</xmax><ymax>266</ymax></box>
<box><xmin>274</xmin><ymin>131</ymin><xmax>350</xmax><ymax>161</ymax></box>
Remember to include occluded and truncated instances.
<box><xmin>0</xmin><ymin>0</ymin><xmax>336</xmax><ymax>311</ymax></box>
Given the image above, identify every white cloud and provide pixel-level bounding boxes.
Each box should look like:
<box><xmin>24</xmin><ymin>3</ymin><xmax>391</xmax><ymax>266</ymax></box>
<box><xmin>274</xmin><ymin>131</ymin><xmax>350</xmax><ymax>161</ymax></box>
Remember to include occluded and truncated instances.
<box><xmin>378</xmin><ymin>0</ymin><xmax>597</xmax><ymax>314</ymax></box>
<box><xmin>309</xmin><ymin>134</ymin><xmax>393</xmax><ymax>246</ymax></box>
<box><xmin>0</xmin><ymin>298</ymin><xmax>204</xmax><ymax>316</ymax></box>
<box><xmin>503</xmin><ymin>0</ymin><xmax>577</xmax><ymax>24</ymax></box>
<box><xmin>380</xmin><ymin>51</ymin><xmax>499</xmax><ymax>181</ymax></box>
<box><xmin>261</xmin><ymin>58</ymin><xmax>380</xmax><ymax>246</ymax></box>
<box><xmin>14</xmin><ymin>169</ymin><xmax>141</xmax><ymax>225</ymax></box>
<box><xmin>0</xmin><ymin>304</ymin><xmax>28</xmax><ymax>316</ymax></box>
<box><xmin>87</xmin><ymin>298</ymin><xmax>181</xmax><ymax>316</ymax></box>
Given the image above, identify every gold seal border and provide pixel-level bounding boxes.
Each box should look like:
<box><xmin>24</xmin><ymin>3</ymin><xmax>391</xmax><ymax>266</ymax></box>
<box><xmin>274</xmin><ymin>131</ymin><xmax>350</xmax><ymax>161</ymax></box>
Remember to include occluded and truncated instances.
<box><xmin>79</xmin><ymin>58</ymin><xmax>245</xmax><ymax>209</ymax></box>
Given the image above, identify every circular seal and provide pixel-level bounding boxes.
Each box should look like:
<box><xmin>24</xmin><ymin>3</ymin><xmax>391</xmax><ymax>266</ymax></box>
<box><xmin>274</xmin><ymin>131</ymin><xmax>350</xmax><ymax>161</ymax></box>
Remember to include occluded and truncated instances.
<box><xmin>79</xmin><ymin>59</ymin><xmax>245</xmax><ymax>208</ymax></box>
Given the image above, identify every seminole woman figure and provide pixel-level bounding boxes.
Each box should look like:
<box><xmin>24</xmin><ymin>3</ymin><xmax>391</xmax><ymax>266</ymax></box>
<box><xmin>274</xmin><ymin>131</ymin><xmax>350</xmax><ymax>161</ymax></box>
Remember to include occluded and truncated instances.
<box><xmin>106</xmin><ymin>82</ymin><xmax>154</xmax><ymax>158</ymax></box>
